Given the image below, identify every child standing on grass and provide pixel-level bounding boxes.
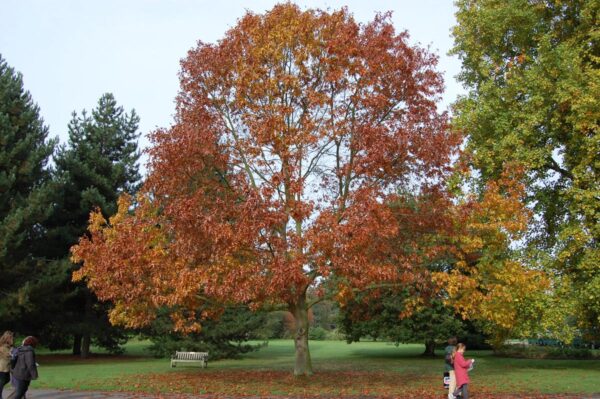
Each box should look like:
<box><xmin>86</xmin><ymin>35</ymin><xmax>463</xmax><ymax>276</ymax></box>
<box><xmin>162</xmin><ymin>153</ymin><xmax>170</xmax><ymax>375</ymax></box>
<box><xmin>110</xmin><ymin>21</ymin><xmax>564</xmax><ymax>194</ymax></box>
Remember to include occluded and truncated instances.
<box><xmin>0</xmin><ymin>331</ymin><xmax>14</xmax><ymax>399</ymax></box>
<box><xmin>452</xmin><ymin>343</ymin><xmax>474</xmax><ymax>399</ymax></box>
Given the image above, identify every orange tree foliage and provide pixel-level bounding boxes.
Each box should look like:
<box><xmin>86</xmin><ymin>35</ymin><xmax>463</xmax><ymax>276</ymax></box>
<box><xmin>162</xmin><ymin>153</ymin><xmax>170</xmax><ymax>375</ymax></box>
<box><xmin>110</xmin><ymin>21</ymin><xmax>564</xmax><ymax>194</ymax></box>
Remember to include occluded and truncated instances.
<box><xmin>434</xmin><ymin>165</ymin><xmax>549</xmax><ymax>347</ymax></box>
<box><xmin>72</xmin><ymin>4</ymin><xmax>460</xmax><ymax>375</ymax></box>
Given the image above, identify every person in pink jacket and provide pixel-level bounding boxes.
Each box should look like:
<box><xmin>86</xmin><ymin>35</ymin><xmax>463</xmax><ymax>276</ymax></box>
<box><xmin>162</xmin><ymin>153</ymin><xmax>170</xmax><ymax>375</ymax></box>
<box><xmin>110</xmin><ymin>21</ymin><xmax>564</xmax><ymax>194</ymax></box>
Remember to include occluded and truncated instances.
<box><xmin>452</xmin><ymin>343</ymin><xmax>474</xmax><ymax>398</ymax></box>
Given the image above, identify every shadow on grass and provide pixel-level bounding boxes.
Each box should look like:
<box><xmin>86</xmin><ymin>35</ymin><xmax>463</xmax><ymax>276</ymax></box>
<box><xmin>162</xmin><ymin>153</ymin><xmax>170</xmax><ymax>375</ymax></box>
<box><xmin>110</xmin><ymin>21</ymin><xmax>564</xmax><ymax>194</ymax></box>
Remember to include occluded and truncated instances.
<box><xmin>347</xmin><ymin>346</ymin><xmax>428</xmax><ymax>360</ymax></box>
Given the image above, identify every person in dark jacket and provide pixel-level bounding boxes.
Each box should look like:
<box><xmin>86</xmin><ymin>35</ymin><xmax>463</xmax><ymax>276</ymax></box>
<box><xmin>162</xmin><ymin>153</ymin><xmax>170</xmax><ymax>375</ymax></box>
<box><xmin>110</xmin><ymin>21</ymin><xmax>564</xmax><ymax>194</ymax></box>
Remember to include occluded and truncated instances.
<box><xmin>444</xmin><ymin>336</ymin><xmax>458</xmax><ymax>399</ymax></box>
<box><xmin>9</xmin><ymin>337</ymin><xmax>38</xmax><ymax>399</ymax></box>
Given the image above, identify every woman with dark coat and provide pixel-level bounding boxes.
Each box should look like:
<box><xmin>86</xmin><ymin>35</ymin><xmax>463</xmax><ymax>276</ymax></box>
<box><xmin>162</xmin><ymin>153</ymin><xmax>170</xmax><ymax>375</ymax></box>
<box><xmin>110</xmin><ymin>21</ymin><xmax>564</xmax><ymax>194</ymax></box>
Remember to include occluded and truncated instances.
<box><xmin>9</xmin><ymin>337</ymin><xmax>38</xmax><ymax>399</ymax></box>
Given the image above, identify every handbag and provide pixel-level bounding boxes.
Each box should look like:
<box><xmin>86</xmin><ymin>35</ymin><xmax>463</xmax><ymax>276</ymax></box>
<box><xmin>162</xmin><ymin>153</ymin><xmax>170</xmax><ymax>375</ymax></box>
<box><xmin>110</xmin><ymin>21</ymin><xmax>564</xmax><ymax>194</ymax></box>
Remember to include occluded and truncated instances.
<box><xmin>443</xmin><ymin>371</ymin><xmax>450</xmax><ymax>389</ymax></box>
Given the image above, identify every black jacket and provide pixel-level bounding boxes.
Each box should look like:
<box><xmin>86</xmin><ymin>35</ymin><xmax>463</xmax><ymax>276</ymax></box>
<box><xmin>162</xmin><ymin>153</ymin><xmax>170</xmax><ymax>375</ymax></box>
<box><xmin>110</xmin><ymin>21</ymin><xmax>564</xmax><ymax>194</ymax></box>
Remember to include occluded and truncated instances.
<box><xmin>11</xmin><ymin>345</ymin><xmax>38</xmax><ymax>381</ymax></box>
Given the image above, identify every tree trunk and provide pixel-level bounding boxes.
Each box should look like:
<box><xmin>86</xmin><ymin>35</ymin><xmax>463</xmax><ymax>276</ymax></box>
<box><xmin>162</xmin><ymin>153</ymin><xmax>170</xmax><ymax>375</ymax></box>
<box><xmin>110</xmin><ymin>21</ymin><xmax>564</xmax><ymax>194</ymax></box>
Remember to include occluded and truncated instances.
<box><xmin>423</xmin><ymin>339</ymin><xmax>436</xmax><ymax>357</ymax></box>
<box><xmin>72</xmin><ymin>334</ymin><xmax>82</xmax><ymax>356</ymax></box>
<box><xmin>80</xmin><ymin>292</ymin><xmax>93</xmax><ymax>358</ymax></box>
<box><xmin>81</xmin><ymin>333</ymin><xmax>91</xmax><ymax>358</ymax></box>
<box><xmin>291</xmin><ymin>297</ymin><xmax>313</xmax><ymax>376</ymax></box>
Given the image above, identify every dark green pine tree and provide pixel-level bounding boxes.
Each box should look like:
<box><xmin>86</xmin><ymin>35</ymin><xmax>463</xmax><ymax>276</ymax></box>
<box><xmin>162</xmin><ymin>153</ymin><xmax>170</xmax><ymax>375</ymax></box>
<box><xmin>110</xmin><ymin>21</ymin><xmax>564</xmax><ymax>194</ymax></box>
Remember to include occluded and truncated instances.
<box><xmin>143</xmin><ymin>306</ymin><xmax>269</xmax><ymax>359</ymax></box>
<box><xmin>339</xmin><ymin>289</ymin><xmax>467</xmax><ymax>356</ymax></box>
<box><xmin>0</xmin><ymin>54</ymin><xmax>57</xmax><ymax>330</ymax></box>
<box><xmin>43</xmin><ymin>93</ymin><xmax>141</xmax><ymax>357</ymax></box>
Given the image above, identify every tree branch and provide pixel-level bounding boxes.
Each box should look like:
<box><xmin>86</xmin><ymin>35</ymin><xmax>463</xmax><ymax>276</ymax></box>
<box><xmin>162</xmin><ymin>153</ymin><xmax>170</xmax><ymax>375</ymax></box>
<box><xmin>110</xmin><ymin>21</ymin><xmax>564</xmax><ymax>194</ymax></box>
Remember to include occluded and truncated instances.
<box><xmin>547</xmin><ymin>157</ymin><xmax>573</xmax><ymax>180</ymax></box>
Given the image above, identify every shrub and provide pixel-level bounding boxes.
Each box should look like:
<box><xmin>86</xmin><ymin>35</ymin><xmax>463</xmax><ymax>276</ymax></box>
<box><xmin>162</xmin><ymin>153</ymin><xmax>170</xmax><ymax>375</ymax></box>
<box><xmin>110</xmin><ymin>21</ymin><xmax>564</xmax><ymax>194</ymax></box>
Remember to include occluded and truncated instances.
<box><xmin>326</xmin><ymin>328</ymin><xmax>345</xmax><ymax>341</ymax></box>
<box><xmin>309</xmin><ymin>326</ymin><xmax>327</xmax><ymax>341</ymax></box>
<box><xmin>547</xmin><ymin>347</ymin><xmax>593</xmax><ymax>359</ymax></box>
<box><xmin>496</xmin><ymin>344</ymin><xmax>595</xmax><ymax>359</ymax></box>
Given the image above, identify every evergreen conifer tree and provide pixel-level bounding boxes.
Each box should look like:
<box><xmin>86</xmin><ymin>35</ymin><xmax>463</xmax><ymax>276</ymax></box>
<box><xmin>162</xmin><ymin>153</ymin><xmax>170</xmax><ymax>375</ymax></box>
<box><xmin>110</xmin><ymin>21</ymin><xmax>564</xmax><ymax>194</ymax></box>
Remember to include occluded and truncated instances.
<box><xmin>44</xmin><ymin>93</ymin><xmax>141</xmax><ymax>356</ymax></box>
<box><xmin>0</xmin><ymin>54</ymin><xmax>56</xmax><ymax>329</ymax></box>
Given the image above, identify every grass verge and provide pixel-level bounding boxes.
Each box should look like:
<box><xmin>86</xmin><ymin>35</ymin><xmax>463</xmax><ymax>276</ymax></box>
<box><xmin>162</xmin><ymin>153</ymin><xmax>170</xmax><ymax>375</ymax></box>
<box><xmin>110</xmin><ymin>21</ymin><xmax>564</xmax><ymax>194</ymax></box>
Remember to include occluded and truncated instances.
<box><xmin>32</xmin><ymin>339</ymin><xmax>600</xmax><ymax>397</ymax></box>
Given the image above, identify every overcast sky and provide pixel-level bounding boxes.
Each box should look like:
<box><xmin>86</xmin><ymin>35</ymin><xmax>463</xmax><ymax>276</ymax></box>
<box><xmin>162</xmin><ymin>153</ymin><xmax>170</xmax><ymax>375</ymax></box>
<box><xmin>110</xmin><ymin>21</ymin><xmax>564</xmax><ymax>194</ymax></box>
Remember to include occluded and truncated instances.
<box><xmin>1</xmin><ymin>0</ymin><xmax>464</xmax><ymax>154</ymax></box>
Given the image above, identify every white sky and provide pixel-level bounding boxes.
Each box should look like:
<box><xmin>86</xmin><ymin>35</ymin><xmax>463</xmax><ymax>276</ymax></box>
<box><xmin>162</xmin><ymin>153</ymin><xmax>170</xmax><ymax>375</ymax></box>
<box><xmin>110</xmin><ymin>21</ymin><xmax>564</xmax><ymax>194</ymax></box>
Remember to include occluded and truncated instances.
<box><xmin>1</xmin><ymin>0</ymin><xmax>464</xmax><ymax>155</ymax></box>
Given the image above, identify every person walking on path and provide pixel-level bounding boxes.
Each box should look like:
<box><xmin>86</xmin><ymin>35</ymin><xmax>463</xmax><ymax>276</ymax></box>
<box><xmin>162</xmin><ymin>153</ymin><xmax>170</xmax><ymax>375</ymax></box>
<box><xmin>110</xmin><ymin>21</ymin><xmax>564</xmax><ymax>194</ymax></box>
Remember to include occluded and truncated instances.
<box><xmin>8</xmin><ymin>336</ymin><xmax>38</xmax><ymax>399</ymax></box>
<box><xmin>452</xmin><ymin>343</ymin><xmax>474</xmax><ymax>399</ymax></box>
<box><xmin>0</xmin><ymin>331</ymin><xmax>15</xmax><ymax>399</ymax></box>
<box><xmin>444</xmin><ymin>336</ymin><xmax>457</xmax><ymax>399</ymax></box>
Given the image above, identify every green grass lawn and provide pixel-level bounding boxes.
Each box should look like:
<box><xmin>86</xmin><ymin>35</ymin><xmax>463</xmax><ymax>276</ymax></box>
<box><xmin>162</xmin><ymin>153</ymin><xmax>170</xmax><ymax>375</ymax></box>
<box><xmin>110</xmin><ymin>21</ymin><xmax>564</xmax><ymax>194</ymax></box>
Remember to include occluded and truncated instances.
<box><xmin>31</xmin><ymin>339</ymin><xmax>600</xmax><ymax>397</ymax></box>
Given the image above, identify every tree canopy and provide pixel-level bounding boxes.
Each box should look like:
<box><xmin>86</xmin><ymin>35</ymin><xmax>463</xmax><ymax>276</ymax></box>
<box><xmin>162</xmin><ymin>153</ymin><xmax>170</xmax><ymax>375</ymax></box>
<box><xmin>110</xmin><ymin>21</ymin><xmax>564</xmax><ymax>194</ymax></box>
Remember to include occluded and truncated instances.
<box><xmin>72</xmin><ymin>4</ymin><xmax>461</xmax><ymax>375</ymax></box>
<box><xmin>452</xmin><ymin>0</ymin><xmax>600</xmax><ymax>340</ymax></box>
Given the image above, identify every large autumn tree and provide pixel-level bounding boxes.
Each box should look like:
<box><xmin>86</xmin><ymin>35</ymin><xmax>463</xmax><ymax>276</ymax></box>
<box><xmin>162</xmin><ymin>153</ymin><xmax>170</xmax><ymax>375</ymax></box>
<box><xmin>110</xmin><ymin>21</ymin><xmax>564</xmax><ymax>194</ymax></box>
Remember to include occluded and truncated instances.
<box><xmin>73</xmin><ymin>5</ymin><xmax>461</xmax><ymax>375</ymax></box>
<box><xmin>452</xmin><ymin>0</ymin><xmax>599</xmax><ymax>340</ymax></box>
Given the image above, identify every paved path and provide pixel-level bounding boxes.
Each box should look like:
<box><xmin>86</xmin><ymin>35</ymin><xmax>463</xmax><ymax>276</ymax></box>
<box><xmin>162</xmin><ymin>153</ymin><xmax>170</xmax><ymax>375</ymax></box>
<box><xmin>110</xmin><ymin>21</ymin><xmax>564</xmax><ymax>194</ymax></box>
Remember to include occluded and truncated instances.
<box><xmin>13</xmin><ymin>389</ymin><xmax>184</xmax><ymax>399</ymax></box>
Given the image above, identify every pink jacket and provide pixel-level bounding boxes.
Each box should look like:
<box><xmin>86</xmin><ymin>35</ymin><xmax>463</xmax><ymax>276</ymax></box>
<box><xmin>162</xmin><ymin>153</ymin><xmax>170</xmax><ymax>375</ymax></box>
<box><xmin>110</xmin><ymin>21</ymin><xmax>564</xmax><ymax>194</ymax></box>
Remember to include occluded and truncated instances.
<box><xmin>453</xmin><ymin>352</ymin><xmax>473</xmax><ymax>387</ymax></box>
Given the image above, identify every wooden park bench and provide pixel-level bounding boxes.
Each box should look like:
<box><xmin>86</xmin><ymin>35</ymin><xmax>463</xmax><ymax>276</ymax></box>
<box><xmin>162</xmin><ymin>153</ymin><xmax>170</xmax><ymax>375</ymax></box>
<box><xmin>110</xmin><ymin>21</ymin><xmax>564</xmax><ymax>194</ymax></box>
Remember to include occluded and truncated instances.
<box><xmin>170</xmin><ymin>351</ymin><xmax>209</xmax><ymax>368</ymax></box>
